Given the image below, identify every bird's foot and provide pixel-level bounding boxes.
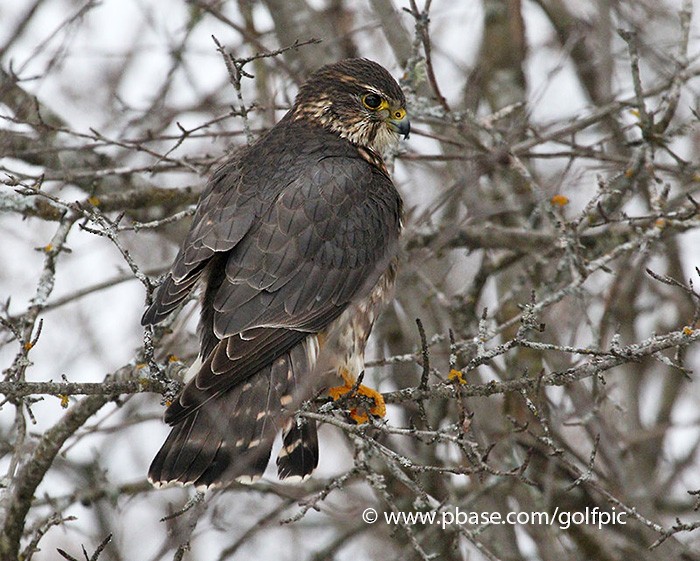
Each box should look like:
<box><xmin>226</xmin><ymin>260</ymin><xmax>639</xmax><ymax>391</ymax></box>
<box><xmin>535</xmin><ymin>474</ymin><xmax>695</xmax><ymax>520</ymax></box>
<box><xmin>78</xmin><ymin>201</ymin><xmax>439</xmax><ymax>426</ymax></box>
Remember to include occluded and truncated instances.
<box><xmin>328</xmin><ymin>369</ymin><xmax>386</xmax><ymax>424</ymax></box>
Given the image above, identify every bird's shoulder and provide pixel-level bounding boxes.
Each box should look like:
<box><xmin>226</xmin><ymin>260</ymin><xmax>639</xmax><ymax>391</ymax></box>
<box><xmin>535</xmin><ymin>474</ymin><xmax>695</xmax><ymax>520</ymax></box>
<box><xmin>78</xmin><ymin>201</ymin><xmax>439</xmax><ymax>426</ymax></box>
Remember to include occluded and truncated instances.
<box><xmin>206</xmin><ymin>117</ymin><xmax>393</xmax><ymax>203</ymax></box>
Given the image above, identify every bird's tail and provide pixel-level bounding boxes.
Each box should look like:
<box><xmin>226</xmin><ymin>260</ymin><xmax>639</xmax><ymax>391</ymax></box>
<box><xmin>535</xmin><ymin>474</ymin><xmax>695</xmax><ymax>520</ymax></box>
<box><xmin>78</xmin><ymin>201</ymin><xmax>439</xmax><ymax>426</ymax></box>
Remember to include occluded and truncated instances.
<box><xmin>148</xmin><ymin>338</ymin><xmax>319</xmax><ymax>488</ymax></box>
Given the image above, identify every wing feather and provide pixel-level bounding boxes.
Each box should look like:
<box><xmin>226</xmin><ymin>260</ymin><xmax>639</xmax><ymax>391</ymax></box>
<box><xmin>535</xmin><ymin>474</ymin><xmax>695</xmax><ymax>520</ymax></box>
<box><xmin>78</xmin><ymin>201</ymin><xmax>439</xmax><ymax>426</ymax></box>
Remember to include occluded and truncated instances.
<box><xmin>145</xmin><ymin>121</ymin><xmax>401</xmax><ymax>430</ymax></box>
<box><xmin>147</xmin><ymin>60</ymin><xmax>408</xmax><ymax>487</ymax></box>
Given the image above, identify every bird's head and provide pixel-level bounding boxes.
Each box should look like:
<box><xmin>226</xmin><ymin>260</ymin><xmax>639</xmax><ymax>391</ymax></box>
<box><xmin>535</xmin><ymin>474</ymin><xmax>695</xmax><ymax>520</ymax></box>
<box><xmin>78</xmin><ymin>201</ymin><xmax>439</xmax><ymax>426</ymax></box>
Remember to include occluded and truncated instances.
<box><xmin>291</xmin><ymin>58</ymin><xmax>410</xmax><ymax>154</ymax></box>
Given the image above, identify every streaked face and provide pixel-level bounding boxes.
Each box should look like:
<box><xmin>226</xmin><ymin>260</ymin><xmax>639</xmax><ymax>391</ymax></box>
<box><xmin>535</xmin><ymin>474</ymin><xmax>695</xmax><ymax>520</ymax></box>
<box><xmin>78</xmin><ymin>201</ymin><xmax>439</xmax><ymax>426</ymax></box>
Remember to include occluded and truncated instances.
<box><xmin>292</xmin><ymin>58</ymin><xmax>410</xmax><ymax>154</ymax></box>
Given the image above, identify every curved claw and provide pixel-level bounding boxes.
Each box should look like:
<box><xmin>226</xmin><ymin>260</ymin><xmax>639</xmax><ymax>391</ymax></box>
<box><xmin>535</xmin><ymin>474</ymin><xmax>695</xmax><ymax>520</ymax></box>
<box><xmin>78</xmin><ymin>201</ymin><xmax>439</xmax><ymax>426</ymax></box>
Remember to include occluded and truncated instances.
<box><xmin>328</xmin><ymin>370</ymin><xmax>386</xmax><ymax>424</ymax></box>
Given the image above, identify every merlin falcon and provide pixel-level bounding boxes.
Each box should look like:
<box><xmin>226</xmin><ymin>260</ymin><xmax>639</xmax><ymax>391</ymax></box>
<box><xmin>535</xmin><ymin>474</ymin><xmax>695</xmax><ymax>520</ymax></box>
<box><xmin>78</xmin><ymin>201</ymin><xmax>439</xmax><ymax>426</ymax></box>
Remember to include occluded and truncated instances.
<box><xmin>143</xmin><ymin>58</ymin><xmax>409</xmax><ymax>487</ymax></box>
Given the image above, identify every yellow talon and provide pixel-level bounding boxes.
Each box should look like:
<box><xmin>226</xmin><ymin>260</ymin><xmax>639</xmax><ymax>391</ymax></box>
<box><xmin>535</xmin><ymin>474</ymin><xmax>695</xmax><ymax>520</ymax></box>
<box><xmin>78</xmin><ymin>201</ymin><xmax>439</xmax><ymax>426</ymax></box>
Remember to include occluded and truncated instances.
<box><xmin>327</xmin><ymin>384</ymin><xmax>350</xmax><ymax>401</ymax></box>
<box><xmin>328</xmin><ymin>369</ymin><xmax>386</xmax><ymax>424</ymax></box>
<box><xmin>356</xmin><ymin>384</ymin><xmax>386</xmax><ymax>417</ymax></box>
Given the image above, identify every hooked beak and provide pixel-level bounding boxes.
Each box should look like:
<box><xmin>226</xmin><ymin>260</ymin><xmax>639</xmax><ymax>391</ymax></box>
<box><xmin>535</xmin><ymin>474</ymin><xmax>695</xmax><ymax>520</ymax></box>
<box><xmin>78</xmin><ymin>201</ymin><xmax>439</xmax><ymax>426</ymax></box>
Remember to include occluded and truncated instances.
<box><xmin>387</xmin><ymin>112</ymin><xmax>411</xmax><ymax>139</ymax></box>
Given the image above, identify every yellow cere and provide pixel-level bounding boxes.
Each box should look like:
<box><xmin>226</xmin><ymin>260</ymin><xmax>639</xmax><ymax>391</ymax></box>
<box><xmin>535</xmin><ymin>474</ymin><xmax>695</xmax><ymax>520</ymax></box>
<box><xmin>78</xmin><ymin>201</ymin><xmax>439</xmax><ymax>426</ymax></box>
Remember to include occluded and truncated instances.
<box><xmin>361</xmin><ymin>94</ymin><xmax>406</xmax><ymax>123</ymax></box>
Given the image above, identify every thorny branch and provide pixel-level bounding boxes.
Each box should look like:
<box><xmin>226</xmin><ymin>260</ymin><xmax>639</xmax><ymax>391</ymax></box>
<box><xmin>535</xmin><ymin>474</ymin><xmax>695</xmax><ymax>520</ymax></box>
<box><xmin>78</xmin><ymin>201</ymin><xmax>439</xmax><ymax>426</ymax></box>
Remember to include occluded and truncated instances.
<box><xmin>2</xmin><ymin>2</ymin><xmax>700</xmax><ymax>560</ymax></box>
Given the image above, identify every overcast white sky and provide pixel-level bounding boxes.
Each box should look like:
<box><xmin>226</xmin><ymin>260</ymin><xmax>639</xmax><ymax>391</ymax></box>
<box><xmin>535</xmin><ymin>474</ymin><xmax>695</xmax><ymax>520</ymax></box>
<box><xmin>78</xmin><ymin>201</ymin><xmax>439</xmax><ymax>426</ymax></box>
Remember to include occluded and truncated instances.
<box><xmin>1</xmin><ymin>1</ymin><xmax>700</xmax><ymax>559</ymax></box>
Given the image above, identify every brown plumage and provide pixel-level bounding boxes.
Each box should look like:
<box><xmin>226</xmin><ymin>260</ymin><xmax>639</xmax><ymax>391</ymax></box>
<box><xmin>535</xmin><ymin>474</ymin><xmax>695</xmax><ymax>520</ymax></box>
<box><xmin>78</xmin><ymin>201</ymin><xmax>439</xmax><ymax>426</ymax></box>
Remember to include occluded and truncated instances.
<box><xmin>143</xmin><ymin>58</ymin><xmax>409</xmax><ymax>487</ymax></box>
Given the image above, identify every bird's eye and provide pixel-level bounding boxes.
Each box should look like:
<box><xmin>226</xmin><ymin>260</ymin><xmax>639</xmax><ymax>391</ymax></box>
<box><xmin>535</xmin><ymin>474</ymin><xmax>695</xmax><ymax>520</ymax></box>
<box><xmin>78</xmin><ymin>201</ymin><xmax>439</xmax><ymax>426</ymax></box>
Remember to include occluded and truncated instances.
<box><xmin>362</xmin><ymin>93</ymin><xmax>383</xmax><ymax>109</ymax></box>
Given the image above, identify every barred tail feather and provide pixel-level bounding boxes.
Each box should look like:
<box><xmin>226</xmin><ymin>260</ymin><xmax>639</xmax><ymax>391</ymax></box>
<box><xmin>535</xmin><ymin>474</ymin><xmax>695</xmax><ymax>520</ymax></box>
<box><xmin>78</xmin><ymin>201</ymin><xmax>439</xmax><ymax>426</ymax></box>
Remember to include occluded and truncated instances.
<box><xmin>277</xmin><ymin>418</ymin><xmax>319</xmax><ymax>481</ymax></box>
<box><xmin>148</xmin><ymin>336</ymin><xmax>320</xmax><ymax>488</ymax></box>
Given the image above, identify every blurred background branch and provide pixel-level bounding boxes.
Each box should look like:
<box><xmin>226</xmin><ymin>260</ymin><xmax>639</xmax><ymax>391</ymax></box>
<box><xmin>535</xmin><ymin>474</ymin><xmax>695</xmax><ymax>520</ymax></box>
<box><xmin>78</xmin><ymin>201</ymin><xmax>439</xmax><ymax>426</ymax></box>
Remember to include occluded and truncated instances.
<box><xmin>1</xmin><ymin>1</ymin><xmax>700</xmax><ymax>560</ymax></box>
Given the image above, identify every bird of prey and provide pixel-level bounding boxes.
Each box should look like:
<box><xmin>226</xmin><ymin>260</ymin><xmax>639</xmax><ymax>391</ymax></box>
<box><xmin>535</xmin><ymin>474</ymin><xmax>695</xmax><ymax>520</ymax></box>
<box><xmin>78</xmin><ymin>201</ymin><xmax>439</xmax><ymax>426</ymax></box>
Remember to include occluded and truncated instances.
<box><xmin>143</xmin><ymin>58</ymin><xmax>409</xmax><ymax>488</ymax></box>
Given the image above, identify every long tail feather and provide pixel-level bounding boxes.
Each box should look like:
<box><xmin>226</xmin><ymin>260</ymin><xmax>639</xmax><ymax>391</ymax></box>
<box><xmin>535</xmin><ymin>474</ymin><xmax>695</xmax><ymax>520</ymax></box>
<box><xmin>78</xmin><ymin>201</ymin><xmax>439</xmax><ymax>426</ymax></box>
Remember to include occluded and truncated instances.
<box><xmin>149</xmin><ymin>336</ymin><xmax>320</xmax><ymax>487</ymax></box>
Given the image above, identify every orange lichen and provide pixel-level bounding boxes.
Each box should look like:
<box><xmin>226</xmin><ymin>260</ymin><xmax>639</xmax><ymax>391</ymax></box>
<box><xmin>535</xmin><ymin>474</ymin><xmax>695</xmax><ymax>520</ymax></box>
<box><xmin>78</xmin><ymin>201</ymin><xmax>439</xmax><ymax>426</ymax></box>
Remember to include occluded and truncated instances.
<box><xmin>550</xmin><ymin>194</ymin><xmax>569</xmax><ymax>207</ymax></box>
<box><xmin>448</xmin><ymin>369</ymin><xmax>467</xmax><ymax>385</ymax></box>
